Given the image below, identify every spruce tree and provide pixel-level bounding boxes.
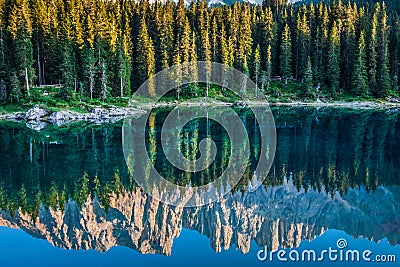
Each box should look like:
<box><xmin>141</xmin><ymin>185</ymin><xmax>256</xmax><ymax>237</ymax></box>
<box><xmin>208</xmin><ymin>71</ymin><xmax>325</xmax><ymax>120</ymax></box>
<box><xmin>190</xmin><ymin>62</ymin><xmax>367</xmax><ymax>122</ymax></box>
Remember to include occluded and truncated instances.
<box><xmin>295</xmin><ymin>6</ymin><xmax>310</xmax><ymax>81</ymax></box>
<box><xmin>369</xmin><ymin>3</ymin><xmax>379</xmax><ymax>95</ymax></box>
<box><xmin>264</xmin><ymin>44</ymin><xmax>272</xmax><ymax>92</ymax></box>
<box><xmin>303</xmin><ymin>56</ymin><xmax>314</xmax><ymax>98</ymax></box>
<box><xmin>59</xmin><ymin>41</ymin><xmax>75</xmax><ymax>99</ymax></box>
<box><xmin>0</xmin><ymin>0</ymin><xmax>7</xmax><ymax>101</ymax></box>
<box><xmin>280</xmin><ymin>23</ymin><xmax>292</xmax><ymax>84</ymax></box>
<box><xmin>99</xmin><ymin>59</ymin><xmax>108</xmax><ymax>101</ymax></box>
<box><xmin>252</xmin><ymin>44</ymin><xmax>261</xmax><ymax>91</ymax></box>
<box><xmin>82</xmin><ymin>46</ymin><xmax>96</xmax><ymax>99</ymax></box>
<box><xmin>351</xmin><ymin>31</ymin><xmax>368</xmax><ymax>96</ymax></box>
<box><xmin>259</xmin><ymin>7</ymin><xmax>274</xmax><ymax>71</ymax></box>
<box><xmin>220</xmin><ymin>22</ymin><xmax>234</xmax><ymax>67</ymax></box>
<box><xmin>237</xmin><ymin>4</ymin><xmax>253</xmax><ymax>75</ymax></box>
<box><xmin>341</xmin><ymin>2</ymin><xmax>357</xmax><ymax>91</ymax></box>
<box><xmin>8</xmin><ymin>0</ymin><xmax>35</xmax><ymax>97</ymax></box>
<box><xmin>376</xmin><ymin>3</ymin><xmax>390</xmax><ymax>97</ymax></box>
<box><xmin>137</xmin><ymin>17</ymin><xmax>155</xmax><ymax>97</ymax></box>
<box><xmin>159</xmin><ymin>9</ymin><xmax>173</xmax><ymax>70</ymax></box>
<box><xmin>327</xmin><ymin>21</ymin><xmax>340</xmax><ymax>96</ymax></box>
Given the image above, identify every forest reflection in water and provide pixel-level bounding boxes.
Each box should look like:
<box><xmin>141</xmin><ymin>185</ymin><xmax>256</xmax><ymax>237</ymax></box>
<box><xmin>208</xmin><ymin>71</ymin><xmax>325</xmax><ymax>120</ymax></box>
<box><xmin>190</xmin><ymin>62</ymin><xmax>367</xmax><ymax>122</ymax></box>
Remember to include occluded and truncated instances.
<box><xmin>0</xmin><ymin>107</ymin><xmax>399</xmax><ymax>255</ymax></box>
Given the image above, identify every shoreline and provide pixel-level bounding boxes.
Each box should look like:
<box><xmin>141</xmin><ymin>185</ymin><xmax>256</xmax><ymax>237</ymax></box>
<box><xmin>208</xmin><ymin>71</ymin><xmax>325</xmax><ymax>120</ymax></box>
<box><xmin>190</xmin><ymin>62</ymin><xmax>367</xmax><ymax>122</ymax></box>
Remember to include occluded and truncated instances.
<box><xmin>136</xmin><ymin>98</ymin><xmax>400</xmax><ymax>109</ymax></box>
<box><xmin>1</xmin><ymin>99</ymin><xmax>400</xmax><ymax>130</ymax></box>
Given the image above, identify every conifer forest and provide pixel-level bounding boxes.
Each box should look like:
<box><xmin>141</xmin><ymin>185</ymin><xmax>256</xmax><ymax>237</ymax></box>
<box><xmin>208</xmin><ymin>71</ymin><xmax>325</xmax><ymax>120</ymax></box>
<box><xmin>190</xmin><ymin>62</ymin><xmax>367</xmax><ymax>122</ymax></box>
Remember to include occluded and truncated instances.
<box><xmin>0</xmin><ymin>0</ymin><xmax>399</xmax><ymax>103</ymax></box>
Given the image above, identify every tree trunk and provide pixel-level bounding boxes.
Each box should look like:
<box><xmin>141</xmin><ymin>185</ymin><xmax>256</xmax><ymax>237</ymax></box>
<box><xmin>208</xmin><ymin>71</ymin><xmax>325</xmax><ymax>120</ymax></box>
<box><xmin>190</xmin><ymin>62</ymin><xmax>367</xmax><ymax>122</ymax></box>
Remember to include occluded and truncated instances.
<box><xmin>120</xmin><ymin>75</ymin><xmax>123</xmax><ymax>98</ymax></box>
<box><xmin>37</xmin><ymin>43</ymin><xmax>42</xmax><ymax>86</ymax></box>
<box><xmin>25</xmin><ymin>68</ymin><xmax>30</xmax><ymax>96</ymax></box>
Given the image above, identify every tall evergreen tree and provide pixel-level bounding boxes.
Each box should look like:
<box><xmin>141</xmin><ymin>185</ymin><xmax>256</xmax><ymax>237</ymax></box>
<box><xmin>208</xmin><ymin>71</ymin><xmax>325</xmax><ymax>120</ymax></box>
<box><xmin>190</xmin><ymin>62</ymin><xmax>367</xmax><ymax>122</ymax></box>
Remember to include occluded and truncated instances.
<box><xmin>303</xmin><ymin>56</ymin><xmax>314</xmax><ymax>98</ymax></box>
<box><xmin>280</xmin><ymin>23</ymin><xmax>292</xmax><ymax>84</ymax></box>
<box><xmin>82</xmin><ymin>46</ymin><xmax>96</xmax><ymax>99</ymax></box>
<box><xmin>351</xmin><ymin>31</ymin><xmax>368</xmax><ymax>96</ymax></box>
<box><xmin>99</xmin><ymin>59</ymin><xmax>108</xmax><ymax>101</ymax></box>
<box><xmin>340</xmin><ymin>1</ymin><xmax>357</xmax><ymax>91</ymax></box>
<box><xmin>327</xmin><ymin>21</ymin><xmax>341</xmax><ymax>96</ymax></box>
<box><xmin>8</xmin><ymin>0</ymin><xmax>35</xmax><ymax>97</ymax></box>
<box><xmin>376</xmin><ymin>2</ymin><xmax>390</xmax><ymax>97</ymax></box>
<box><xmin>368</xmin><ymin>3</ymin><xmax>379</xmax><ymax>95</ymax></box>
<box><xmin>263</xmin><ymin>44</ymin><xmax>272</xmax><ymax>92</ymax></box>
<box><xmin>220</xmin><ymin>22</ymin><xmax>234</xmax><ymax>67</ymax></box>
<box><xmin>59</xmin><ymin>41</ymin><xmax>75</xmax><ymax>99</ymax></box>
<box><xmin>252</xmin><ymin>44</ymin><xmax>261</xmax><ymax>91</ymax></box>
<box><xmin>0</xmin><ymin>0</ymin><xmax>7</xmax><ymax>101</ymax></box>
<box><xmin>137</xmin><ymin>17</ymin><xmax>155</xmax><ymax>97</ymax></box>
<box><xmin>295</xmin><ymin>6</ymin><xmax>310</xmax><ymax>81</ymax></box>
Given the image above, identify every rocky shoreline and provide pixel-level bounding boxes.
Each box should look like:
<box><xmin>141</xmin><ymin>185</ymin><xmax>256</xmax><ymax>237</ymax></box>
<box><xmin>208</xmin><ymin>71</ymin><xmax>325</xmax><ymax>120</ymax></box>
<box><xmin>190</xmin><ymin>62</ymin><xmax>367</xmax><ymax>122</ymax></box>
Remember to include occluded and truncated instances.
<box><xmin>1</xmin><ymin>99</ymin><xmax>400</xmax><ymax>130</ymax></box>
<box><xmin>0</xmin><ymin>105</ymin><xmax>146</xmax><ymax>130</ymax></box>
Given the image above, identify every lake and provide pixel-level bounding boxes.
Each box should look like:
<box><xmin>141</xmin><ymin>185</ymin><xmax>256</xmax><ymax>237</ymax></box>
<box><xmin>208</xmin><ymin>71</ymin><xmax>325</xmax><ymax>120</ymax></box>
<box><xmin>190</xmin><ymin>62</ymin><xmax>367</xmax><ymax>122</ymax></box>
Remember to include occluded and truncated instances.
<box><xmin>0</xmin><ymin>107</ymin><xmax>399</xmax><ymax>266</ymax></box>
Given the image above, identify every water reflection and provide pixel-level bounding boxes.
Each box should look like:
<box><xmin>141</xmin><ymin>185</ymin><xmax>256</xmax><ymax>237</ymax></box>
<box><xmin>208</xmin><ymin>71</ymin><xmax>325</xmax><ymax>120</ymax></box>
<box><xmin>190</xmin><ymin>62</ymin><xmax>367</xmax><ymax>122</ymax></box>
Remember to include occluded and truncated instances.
<box><xmin>0</xmin><ymin>107</ymin><xmax>399</xmax><ymax>255</ymax></box>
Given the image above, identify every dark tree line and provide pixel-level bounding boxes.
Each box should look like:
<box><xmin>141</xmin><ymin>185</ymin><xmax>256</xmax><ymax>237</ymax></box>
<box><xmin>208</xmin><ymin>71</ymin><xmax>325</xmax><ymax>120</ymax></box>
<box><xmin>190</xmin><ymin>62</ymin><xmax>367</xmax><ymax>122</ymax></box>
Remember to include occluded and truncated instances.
<box><xmin>0</xmin><ymin>0</ymin><xmax>399</xmax><ymax>102</ymax></box>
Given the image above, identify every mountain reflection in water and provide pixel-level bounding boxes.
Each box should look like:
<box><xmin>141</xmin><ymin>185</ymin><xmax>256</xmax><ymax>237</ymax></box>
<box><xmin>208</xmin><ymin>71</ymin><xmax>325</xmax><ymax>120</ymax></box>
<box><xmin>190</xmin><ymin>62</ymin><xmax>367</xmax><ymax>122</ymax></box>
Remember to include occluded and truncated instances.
<box><xmin>0</xmin><ymin>107</ymin><xmax>399</xmax><ymax>257</ymax></box>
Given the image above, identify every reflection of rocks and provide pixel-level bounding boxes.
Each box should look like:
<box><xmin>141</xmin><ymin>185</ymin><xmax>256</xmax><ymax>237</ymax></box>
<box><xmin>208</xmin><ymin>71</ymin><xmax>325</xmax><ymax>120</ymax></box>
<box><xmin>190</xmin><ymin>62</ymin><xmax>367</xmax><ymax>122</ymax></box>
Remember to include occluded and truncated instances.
<box><xmin>1</xmin><ymin>105</ymin><xmax>146</xmax><ymax>129</ymax></box>
<box><xmin>0</xmin><ymin>181</ymin><xmax>399</xmax><ymax>255</ymax></box>
<box><xmin>25</xmin><ymin>120</ymin><xmax>49</xmax><ymax>131</ymax></box>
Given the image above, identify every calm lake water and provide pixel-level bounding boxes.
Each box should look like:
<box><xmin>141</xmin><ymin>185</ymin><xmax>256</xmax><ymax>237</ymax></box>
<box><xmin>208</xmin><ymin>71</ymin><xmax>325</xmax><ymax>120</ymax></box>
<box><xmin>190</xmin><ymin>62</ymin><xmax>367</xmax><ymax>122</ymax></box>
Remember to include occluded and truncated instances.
<box><xmin>0</xmin><ymin>107</ymin><xmax>399</xmax><ymax>266</ymax></box>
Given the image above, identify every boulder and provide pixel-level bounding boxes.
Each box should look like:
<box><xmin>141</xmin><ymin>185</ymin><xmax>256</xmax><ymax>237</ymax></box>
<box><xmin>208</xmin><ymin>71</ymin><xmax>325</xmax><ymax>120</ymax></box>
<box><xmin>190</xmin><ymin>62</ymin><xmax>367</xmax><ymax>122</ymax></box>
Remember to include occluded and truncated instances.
<box><xmin>25</xmin><ymin>105</ymin><xmax>49</xmax><ymax>121</ymax></box>
<box><xmin>48</xmin><ymin>110</ymin><xmax>85</xmax><ymax>125</ymax></box>
<box><xmin>0</xmin><ymin>112</ymin><xmax>25</xmax><ymax>121</ymax></box>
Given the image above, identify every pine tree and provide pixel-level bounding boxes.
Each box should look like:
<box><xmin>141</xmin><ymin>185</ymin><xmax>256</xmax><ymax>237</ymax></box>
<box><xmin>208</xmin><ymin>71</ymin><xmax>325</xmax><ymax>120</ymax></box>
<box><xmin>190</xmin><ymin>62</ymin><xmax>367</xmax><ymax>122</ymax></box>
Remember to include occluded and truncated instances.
<box><xmin>252</xmin><ymin>44</ymin><xmax>261</xmax><ymax>92</ymax></box>
<box><xmin>369</xmin><ymin>3</ymin><xmax>379</xmax><ymax>95</ymax></box>
<box><xmin>137</xmin><ymin>17</ymin><xmax>155</xmax><ymax>97</ymax></box>
<box><xmin>159</xmin><ymin>8</ymin><xmax>173</xmax><ymax>70</ymax></box>
<box><xmin>99</xmin><ymin>59</ymin><xmax>108</xmax><ymax>101</ymax></box>
<box><xmin>318</xmin><ymin>4</ymin><xmax>329</xmax><ymax>84</ymax></box>
<box><xmin>59</xmin><ymin>41</ymin><xmax>75</xmax><ymax>99</ymax></box>
<box><xmin>0</xmin><ymin>0</ymin><xmax>7</xmax><ymax>101</ymax></box>
<box><xmin>172</xmin><ymin>39</ymin><xmax>182</xmax><ymax>99</ymax></box>
<box><xmin>341</xmin><ymin>2</ymin><xmax>357</xmax><ymax>91</ymax></box>
<box><xmin>8</xmin><ymin>0</ymin><xmax>35</xmax><ymax>97</ymax></box>
<box><xmin>376</xmin><ymin>2</ymin><xmax>390</xmax><ymax>97</ymax></box>
<box><xmin>259</xmin><ymin>7</ymin><xmax>274</xmax><ymax>71</ymax></box>
<box><xmin>196</xmin><ymin>0</ymin><xmax>211</xmax><ymax>63</ymax></box>
<box><xmin>188</xmin><ymin>31</ymin><xmax>198</xmax><ymax>97</ymax></box>
<box><xmin>264</xmin><ymin>44</ymin><xmax>272</xmax><ymax>92</ymax></box>
<box><xmin>351</xmin><ymin>31</ymin><xmax>368</xmax><ymax>96</ymax></box>
<box><xmin>211</xmin><ymin>15</ymin><xmax>219</xmax><ymax>63</ymax></box>
<box><xmin>9</xmin><ymin>71</ymin><xmax>20</xmax><ymax>103</ymax></box>
<box><xmin>295</xmin><ymin>6</ymin><xmax>310</xmax><ymax>81</ymax></box>
<box><xmin>236</xmin><ymin>4</ymin><xmax>253</xmax><ymax>75</ymax></box>
<box><xmin>280</xmin><ymin>23</ymin><xmax>292</xmax><ymax>84</ymax></box>
<box><xmin>303</xmin><ymin>56</ymin><xmax>314</xmax><ymax>98</ymax></box>
<box><xmin>82</xmin><ymin>46</ymin><xmax>96</xmax><ymax>99</ymax></box>
<box><xmin>327</xmin><ymin>21</ymin><xmax>340</xmax><ymax>96</ymax></box>
<box><xmin>220</xmin><ymin>22</ymin><xmax>234</xmax><ymax>67</ymax></box>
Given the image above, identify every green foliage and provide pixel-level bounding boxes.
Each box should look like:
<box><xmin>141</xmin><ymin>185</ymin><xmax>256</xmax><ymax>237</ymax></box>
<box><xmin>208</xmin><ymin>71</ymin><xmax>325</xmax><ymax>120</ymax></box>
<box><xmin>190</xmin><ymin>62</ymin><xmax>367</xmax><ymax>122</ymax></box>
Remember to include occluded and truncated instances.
<box><xmin>280</xmin><ymin>23</ymin><xmax>292</xmax><ymax>84</ymax></box>
<box><xmin>327</xmin><ymin>21</ymin><xmax>340</xmax><ymax>97</ymax></box>
<box><xmin>0</xmin><ymin>0</ymin><xmax>398</xmax><ymax>104</ymax></box>
<box><xmin>351</xmin><ymin>31</ymin><xmax>368</xmax><ymax>96</ymax></box>
<box><xmin>303</xmin><ymin>56</ymin><xmax>314</xmax><ymax>99</ymax></box>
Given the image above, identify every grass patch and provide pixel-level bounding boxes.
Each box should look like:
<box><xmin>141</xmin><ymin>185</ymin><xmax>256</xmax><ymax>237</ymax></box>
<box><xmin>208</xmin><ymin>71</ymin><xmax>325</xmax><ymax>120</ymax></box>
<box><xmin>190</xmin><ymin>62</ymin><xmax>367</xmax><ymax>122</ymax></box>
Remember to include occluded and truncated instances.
<box><xmin>1</xmin><ymin>80</ymin><xmax>396</xmax><ymax>115</ymax></box>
